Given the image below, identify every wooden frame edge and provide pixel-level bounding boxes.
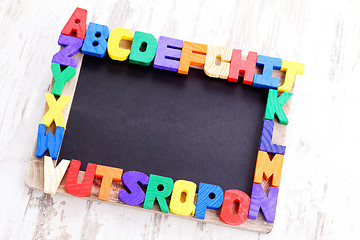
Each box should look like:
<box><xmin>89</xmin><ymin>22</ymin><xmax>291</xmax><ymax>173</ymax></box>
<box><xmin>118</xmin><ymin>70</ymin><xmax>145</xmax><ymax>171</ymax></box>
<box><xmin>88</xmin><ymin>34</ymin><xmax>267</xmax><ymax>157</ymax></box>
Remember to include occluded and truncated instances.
<box><xmin>26</xmin><ymin>158</ymin><xmax>273</xmax><ymax>233</ymax></box>
<box><xmin>24</xmin><ymin>40</ymin><xmax>299</xmax><ymax>234</ymax></box>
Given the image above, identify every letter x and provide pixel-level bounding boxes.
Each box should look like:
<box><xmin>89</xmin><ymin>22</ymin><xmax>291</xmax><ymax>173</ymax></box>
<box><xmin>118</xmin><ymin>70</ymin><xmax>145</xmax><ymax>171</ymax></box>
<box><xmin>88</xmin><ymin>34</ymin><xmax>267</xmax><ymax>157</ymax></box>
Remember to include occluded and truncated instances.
<box><xmin>40</xmin><ymin>93</ymin><xmax>71</xmax><ymax>128</ymax></box>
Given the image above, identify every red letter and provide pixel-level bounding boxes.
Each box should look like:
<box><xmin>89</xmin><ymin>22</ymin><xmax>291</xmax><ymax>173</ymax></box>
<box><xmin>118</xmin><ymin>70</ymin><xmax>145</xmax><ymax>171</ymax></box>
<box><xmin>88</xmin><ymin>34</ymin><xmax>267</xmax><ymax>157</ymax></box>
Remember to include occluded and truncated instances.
<box><xmin>228</xmin><ymin>50</ymin><xmax>257</xmax><ymax>85</ymax></box>
<box><xmin>61</xmin><ymin>8</ymin><xmax>87</xmax><ymax>39</ymax></box>
<box><xmin>65</xmin><ymin>160</ymin><xmax>97</xmax><ymax>197</ymax></box>
<box><xmin>220</xmin><ymin>189</ymin><xmax>250</xmax><ymax>225</ymax></box>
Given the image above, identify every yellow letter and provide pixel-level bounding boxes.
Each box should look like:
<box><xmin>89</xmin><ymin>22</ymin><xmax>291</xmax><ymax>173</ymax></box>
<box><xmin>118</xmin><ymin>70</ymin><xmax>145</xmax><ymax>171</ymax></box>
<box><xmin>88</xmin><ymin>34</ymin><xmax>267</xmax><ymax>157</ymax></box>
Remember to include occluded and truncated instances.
<box><xmin>39</xmin><ymin>93</ymin><xmax>71</xmax><ymax>128</ymax></box>
<box><xmin>107</xmin><ymin>27</ymin><xmax>134</xmax><ymax>61</ymax></box>
<box><xmin>169</xmin><ymin>180</ymin><xmax>196</xmax><ymax>216</ymax></box>
<box><xmin>278</xmin><ymin>60</ymin><xmax>304</xmax><ymax>92</ymax></box>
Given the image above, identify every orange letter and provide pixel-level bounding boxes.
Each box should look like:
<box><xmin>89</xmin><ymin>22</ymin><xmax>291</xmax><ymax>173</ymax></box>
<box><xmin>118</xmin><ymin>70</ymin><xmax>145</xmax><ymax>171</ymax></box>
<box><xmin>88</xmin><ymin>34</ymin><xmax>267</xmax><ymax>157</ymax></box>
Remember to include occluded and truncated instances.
<box><xmin>178</xmin><ymin>41</ymin><xmax>207</xmax><ymax>75</ymax></box>
<box><xmin>253</xmin><ymin>151</ymin><xmax>284</xmax><ymax>187</ymax></box>
<box><xmin>95</xmin><ymin>165</ymin><xmax>123</xmax><ymax>201</ymax></box>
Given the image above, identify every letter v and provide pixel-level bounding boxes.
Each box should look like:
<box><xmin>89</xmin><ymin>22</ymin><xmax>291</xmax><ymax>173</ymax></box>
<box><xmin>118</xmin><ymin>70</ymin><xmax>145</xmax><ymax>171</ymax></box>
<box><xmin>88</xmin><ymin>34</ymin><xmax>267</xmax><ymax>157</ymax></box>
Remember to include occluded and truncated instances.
<box><xmin>44</xmin><ymin>156</ymin><xmax>70</xmax><ymax>194</ymax></box>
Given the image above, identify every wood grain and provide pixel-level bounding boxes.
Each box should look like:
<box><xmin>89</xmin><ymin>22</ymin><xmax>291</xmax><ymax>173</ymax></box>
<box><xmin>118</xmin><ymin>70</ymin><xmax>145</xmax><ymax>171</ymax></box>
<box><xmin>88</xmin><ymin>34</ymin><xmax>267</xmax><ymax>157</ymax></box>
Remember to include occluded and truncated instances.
<box><xmin>204</xmin><ymin>45</ymin><xmax>232</xmax><ymax>79</ymax></box>
<box><xmin>43</xmin><ymin>156</ymin><xmax>70</xmax><ymax>194</ymax></box>
<box><xmin>24</xmin><ymin>24</ymin><xmax>292</xmax><ymax>233</ymax></box>
<box><xmin>26</xmin><ymin>44</ymin><xmax>289</xmax><ymax>232</ymax></box>
<box><xmin>26</xmin><ymin>158</ymin><xmax>274</xmax><ymax>234</ymax></box>
<box><xmin>2</xmin><ymin>0</ymin><xmax>358</xmax><ymax>239</ymax></box>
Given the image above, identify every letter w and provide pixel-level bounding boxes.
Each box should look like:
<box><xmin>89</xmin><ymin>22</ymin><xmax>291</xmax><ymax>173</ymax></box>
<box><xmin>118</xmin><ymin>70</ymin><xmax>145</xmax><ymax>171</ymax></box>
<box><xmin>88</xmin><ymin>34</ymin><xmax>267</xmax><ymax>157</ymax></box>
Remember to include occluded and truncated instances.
<box><xmin>36</xmin><ymin>124</ymin><xmax>65</xmax><ymax>159</ymax></box>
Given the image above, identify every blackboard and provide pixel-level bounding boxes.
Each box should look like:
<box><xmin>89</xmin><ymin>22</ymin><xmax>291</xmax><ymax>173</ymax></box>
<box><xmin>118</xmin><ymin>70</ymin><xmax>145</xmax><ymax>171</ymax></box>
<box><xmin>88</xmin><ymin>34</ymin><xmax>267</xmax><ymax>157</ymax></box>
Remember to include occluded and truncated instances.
<box><xmin>59</xmin><ymin>55</ymin><xmax>268</xmax><ymax>195</ymax></box>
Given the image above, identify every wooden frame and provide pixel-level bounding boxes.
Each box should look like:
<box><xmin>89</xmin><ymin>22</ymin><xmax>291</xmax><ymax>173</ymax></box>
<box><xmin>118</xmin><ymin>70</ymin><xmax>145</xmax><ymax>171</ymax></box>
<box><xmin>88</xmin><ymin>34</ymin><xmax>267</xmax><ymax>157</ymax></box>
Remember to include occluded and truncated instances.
<box><xmin>26</xmin><ymin>20</ymin><xmax>294</xmax><ymax>234</ymax></box>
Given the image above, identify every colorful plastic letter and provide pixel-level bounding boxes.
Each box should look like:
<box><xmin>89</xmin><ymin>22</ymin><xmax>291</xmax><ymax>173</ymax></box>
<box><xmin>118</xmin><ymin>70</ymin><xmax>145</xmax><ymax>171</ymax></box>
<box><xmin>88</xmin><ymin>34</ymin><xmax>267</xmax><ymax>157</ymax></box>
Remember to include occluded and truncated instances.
<box><xmin>220</xmin><ymin>189</ymin><xmax>250</xmax><ymax>225</ymax></box>
<box><xmin>228</xmin><ymin>50</ymin><xmax>257</xmax><ymax>85</ymax></box>
<box><xmin>253</xmin><ymin>55</ymin><xmax>282</xmax><ymax>89</ymax></box>
<box><xmin>259</xmin><ymin>119</ymin><xmax>286</xmax><ymax>154</ymax></box>
<box><xmin>153</xmin><ymin>36</ymin><xmax>183</xmax><ymax>72</ymax></box>
<box><xmin>107</xmin><ymin>28</ymin><xmax>134</xmax><ymax>61</ymax></box>
<box><xmin>143</xmin><ymin>174</ymin><xmax>174</xmax><ymax>213</ymax></box>
<box><xmin>118</xmin><ymin>171</ymin><xmax>149</xmax><ymax>206</ymax></box>
<box><xmin>61</xmin><ymin>7</ymin><xmax>87</xmax><ymax>39</ymax></box>
<box><xmin>52</xmin><ymin>34</ymin><xmax>83</xmax><ymax>68</ymax></box>
<box><xmin>204</xmin><ymin>46</ymin><xmax>231</xmax><ymax>79</ymax></box>
<box><xmin>39</xmin><ymin>93</ymin><xmax>71</xmax><ymax>128</ymax></box>
<box><xmin>44</xmin><ymin>156</ymin><xmax>70</xmax><ymax>194</ymax></box>
<box><xmin>36</xmin><ymin>124</ymin><xmax>64</xmax><ymax>159</ymax></box>
<box><xmin>64</xmin><ymin>160</ymin><xmax>97</xmax><ymax>197</ymax></box>
<box><xmin>129</xmin><ymin>31</ymin><xmax>158</xmax><ymax>66</ymax></box>
<box><xmin>194</xmin><ymin>183</ymin><xmax>224</xmax><ymax>220</ymax></box>
<box><xmin>81</xmin><ymin>22</ymin><xmax>110</xmax><ymax>58</ymax></box>
<box><xmin>265</xmin><ymin>89</ymin><xmax>293</xmax><ymax>125</ymax></box>
<box><xmin>178</xmin><ymin>41</ymin><xmax>207</xmax><ymax>75</ymax></box>
<box><xmin>169</xmin><ymin>180</ymin><xmax>196</xmax><ymax>216</ymax></box>
<box><xmin>95</xmin><ymin>165</ymin><xmax>123</xmax><ymax>201</ymax></box>
<box><xmin>248</xmin><ymin>183</ymin><xmax>279</xmax><ymax>223</ymax></box>
<box><xmin>253</xmin><ymin>151</ymin><xmax>284</xmax><ymax>187</ymax></box>
<box><xmin>51</xmin><ymin>63</ymin><xmax>76</xmax><ymax>96</ymax></box>
<box><xmin>278</xmin><ymin>60</ymin><xmax>305</xmax><ymax>92</ymax></box>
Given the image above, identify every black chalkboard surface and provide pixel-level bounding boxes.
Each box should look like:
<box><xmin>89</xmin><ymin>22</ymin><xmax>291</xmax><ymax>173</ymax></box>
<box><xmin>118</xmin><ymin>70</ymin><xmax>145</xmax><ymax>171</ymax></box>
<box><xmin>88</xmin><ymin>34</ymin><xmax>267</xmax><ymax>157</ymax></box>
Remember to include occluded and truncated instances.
<box><xmin>59</xmin><ymin>55</ymin><xmax>268</xmax><ymax>195</ymax></box>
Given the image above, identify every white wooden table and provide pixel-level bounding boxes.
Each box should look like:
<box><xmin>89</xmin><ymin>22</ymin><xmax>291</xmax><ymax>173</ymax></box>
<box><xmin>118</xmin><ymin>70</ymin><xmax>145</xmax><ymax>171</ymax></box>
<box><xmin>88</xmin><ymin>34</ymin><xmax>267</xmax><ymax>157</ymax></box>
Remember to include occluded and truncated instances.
<box><xmin>1</xmin><ymin>0</ymin><xmax>359</xmax><ymax>239</ymax></box>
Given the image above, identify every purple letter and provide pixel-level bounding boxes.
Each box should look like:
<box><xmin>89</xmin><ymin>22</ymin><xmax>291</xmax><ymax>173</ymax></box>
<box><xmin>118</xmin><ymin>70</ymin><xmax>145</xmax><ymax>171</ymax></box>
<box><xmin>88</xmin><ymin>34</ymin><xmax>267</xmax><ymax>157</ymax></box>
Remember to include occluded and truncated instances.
<box><xmin>248</xmin><ymin>183</ymin><xmax>279</xmax><ymax>223</ymax></box>
<box><xmin>118</xmin><ymin>171</ymin><xmax>149</xmax><ymax>206</ymax></box>
<box><xmin>153</xmin><ymin>36</ymin><xmax>183</xmax><ymax>72</ymax></box>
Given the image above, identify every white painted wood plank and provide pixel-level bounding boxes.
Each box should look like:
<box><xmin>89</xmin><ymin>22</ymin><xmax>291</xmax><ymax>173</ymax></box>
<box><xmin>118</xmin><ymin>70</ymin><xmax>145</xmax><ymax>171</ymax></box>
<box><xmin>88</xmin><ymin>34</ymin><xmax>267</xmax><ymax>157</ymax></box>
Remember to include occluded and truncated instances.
<box><xmin>1</xmin><ymin>0</ymin><xmax>360</xmax><ymax>239</ymax></box>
